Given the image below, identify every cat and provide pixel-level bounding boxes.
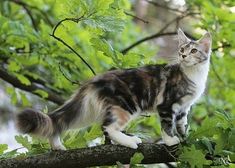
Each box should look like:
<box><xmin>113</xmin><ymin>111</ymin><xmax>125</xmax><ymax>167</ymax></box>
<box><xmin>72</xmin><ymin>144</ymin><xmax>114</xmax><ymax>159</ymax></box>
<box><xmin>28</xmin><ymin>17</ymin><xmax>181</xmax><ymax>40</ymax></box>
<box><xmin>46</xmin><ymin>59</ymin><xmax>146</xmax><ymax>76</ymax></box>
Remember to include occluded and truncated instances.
<box><xmin>16</xmin><ymin>28</ymin><xmax>212</xmax><ymax>150</ymax></box>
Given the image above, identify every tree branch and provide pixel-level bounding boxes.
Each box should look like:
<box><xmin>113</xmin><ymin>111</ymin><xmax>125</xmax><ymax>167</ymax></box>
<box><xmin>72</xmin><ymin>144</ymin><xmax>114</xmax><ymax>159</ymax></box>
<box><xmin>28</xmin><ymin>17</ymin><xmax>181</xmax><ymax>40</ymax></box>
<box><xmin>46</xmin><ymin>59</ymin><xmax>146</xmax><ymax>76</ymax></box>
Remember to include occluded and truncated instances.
<box><xmin>121</xmin><ymin>12</ymin><xmax>197</xmax><ymax>54</ymax></box>
<box><xmin>0</xmin><ymin>143</ymin><xmax>178</xmax><ymax>168</ymax></box>
<box><xmin>50</xmin><ymin>16</ymin><xmax>96</xmax><ymax>75</ymax></box>
<box><xmin>124</xmin><ymin>11</ymin><xmax>149</xmax><ymax>24</ymax></box>
<box><xmin>0</xmin><ymin>67</ymin><xmax>64</xmax><ymax>105</ymax></box>
<box><xmin>121</xmin><ymin>32</ymin><xmax>176</xmax><ymax>54</ymax></box>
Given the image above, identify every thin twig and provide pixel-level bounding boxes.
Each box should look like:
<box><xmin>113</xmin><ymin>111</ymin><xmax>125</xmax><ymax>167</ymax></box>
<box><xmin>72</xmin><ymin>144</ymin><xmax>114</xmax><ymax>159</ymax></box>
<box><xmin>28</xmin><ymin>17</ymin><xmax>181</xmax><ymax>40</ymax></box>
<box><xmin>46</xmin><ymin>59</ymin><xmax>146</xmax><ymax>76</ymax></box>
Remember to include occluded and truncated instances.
<box><xmin>162</xmin><ymin>145</ymin><xmax>178</xmax><ymax>161</ymax></box>
<box><xmin>210</xmin><ymin>43</ymin><xmax>232</xmax><ymax>85</ymax></box>
<box><xmin>50</xmin><ymin>16</ymin><xmax>96</xmax><ymax>75</ymax></box>
<box><xmin>58</xmin><ymin>63</ymin><xmax>80</xmax><ymax>85</ymax></box>
<box><xmin>121</xmin><ymin>32</ymin><xmax>176</xmax><ymax>54</ymax></box>
<box><xmin>210</xmin><ymin>58</ymin><xmax>226</xmax><ymax>84</ymax></box>
<box><xmin>212</xmin><ymin>43</ymin><xmax>231</xmax><ymax>52</ymax></box>
<box><xmin>124</xmin><ymin>11</ymin><xmax>149</xmax><ymax>24</ymax></box>
<box><xmin>121</xmin><ymin>12</ymin><xmax>199</xmax><ymax>54</ymax></box>
<box><xmin>11</xmin><ymin>0</ymin><xmax>38</xmax><ymax>31</ymax></box>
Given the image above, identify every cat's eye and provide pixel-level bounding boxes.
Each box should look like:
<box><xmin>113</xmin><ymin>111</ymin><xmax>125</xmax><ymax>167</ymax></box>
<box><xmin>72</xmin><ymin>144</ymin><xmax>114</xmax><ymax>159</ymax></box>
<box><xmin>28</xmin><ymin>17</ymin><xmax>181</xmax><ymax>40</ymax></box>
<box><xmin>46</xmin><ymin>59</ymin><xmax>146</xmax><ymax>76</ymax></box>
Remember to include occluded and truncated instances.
<box><xmin>191</xmin><ymin>48</ymin><xmax>198</xmax><ymax>53</ymax></box>
<box><xmin>180</xmin><ymin>48</ymin><xmax>184</xmax><ymax>53</ymax></box>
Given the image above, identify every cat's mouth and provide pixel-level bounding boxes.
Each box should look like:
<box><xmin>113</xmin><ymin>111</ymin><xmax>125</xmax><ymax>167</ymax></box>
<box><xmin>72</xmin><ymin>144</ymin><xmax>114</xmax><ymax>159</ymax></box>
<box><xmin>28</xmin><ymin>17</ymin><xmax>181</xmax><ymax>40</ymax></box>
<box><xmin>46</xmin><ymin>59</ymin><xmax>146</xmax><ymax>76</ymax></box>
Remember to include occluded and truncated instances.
<box><xmin>181</xmin><ymin>60</ymin><xmax>189</xmax><ymax>64</ymax></box>
<box><xmin>180</xmin><ymin>60</ymin><xmax>195</xmax><ymax>67</ymax></box>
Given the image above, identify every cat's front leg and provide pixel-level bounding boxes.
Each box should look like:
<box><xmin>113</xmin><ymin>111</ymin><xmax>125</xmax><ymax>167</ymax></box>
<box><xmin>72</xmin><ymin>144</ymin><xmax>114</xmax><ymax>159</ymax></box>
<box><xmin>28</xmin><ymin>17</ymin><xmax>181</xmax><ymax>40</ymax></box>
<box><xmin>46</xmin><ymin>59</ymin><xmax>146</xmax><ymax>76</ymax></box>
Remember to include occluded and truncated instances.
<box><xmin>176</xmin><ymin>107</ymin><xmax>190</xmax><ymax>139</ymax></box>
<box><xmin>158</xmin><ymin>109</ymin><xmax>180</xmax><ymax>146</ymax></box>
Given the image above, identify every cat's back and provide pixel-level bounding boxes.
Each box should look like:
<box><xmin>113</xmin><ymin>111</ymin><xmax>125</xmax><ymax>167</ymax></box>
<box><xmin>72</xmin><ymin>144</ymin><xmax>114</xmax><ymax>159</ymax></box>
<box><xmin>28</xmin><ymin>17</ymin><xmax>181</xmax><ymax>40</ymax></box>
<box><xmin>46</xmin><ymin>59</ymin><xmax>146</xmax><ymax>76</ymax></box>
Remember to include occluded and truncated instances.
<box><xmin>81</xmin><ymin>64</ymin><xmax>166</xmax><ymax>111</ymax></box>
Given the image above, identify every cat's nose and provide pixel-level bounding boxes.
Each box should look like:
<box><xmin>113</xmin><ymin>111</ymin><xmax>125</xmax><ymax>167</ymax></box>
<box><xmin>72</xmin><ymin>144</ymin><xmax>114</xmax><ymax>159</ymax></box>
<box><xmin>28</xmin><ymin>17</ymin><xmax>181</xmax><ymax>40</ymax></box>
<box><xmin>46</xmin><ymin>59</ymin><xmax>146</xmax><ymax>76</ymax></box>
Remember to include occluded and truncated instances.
<box><xmin>182</xmin><ymin>55</ymin><xmax>187</xmax><ymax>58</ymax></box>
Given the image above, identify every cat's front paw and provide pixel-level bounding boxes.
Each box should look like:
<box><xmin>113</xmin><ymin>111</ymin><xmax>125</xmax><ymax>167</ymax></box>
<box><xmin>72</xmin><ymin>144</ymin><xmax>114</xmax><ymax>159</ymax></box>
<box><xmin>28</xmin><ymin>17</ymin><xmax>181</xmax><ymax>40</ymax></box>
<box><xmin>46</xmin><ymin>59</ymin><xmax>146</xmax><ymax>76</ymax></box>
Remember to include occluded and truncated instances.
<box><xmin>124</xmin><ymin>140</ymin><xmax>138</xmax><ymax>149</ymax></box>
<box><xmin>162</xmin><ymin>131</ymin><xmax>180</xmax><ymax>146</ymax></box>
<box><xmin>164</xmin><ymin>136</ymin><xmax>180</xmax><ymax>146</ymax></box>
<box><xmin>51</xmin><ymin>144</ymin><xmax>66</xmax><ymax>150</ymax></box>
<box><xmin>131</xmin><ymin>136</ymin><xmax>142</xmax><ymax>144</ymax></box>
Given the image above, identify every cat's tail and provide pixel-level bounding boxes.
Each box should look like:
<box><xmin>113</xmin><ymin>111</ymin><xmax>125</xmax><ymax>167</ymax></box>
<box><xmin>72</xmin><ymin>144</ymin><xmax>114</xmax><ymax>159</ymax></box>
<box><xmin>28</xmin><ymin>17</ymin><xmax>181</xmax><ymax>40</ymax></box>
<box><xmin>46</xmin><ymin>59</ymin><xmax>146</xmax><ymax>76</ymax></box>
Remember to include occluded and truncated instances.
<box><xmin>16</xmin><ymin>109</ymin><xmax>54</xmax><ymax>137</ymax></box>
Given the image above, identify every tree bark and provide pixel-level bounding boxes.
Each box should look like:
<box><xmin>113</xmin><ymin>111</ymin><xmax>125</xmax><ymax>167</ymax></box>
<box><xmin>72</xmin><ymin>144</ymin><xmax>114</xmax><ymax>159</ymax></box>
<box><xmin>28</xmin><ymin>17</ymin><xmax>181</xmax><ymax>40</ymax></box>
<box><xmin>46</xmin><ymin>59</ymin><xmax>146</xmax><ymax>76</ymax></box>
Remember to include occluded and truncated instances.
<box><xmin>0</xmin><ymin>143</ymin><xmax>178</xmax><ymax>168</ymax></box>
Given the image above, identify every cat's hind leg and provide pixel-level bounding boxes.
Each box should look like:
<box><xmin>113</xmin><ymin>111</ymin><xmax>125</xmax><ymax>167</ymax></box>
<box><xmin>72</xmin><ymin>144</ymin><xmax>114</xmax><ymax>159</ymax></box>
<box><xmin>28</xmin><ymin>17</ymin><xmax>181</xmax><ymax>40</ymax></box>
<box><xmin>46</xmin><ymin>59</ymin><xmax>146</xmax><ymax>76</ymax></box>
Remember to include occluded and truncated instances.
<box><xmin>102</xmin><ymin>106</ymin><xmax>142</xmax><ymax>149</ymax></box>
<box><xmin>49</xmin><ymin>134</ymin><xmax>66</xmax><ymax>150</ymax></box>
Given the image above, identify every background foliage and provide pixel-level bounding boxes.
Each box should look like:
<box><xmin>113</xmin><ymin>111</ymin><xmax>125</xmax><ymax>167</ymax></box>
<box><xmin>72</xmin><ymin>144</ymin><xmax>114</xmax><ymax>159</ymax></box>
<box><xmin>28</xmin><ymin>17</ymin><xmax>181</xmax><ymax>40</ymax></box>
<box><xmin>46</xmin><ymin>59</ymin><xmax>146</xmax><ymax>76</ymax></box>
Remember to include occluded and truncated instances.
<box><xmin>0</xmin><ymin>0</ymin><xmax>235</xmax><ymax>167</ymax></box>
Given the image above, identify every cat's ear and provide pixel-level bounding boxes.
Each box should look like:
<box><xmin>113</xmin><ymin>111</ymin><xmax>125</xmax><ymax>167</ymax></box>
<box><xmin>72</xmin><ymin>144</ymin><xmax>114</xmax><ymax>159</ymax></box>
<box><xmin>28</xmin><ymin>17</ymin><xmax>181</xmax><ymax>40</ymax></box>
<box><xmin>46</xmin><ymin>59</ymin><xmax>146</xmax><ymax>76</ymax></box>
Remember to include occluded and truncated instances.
<box><xmin>178</xmin><ymin>28</ymin><xmax>190</xmax><ymax>46</ymax></box>
<box><xmin>198</xmin><ymin>32</ymin><xmax>212</xmax><ymax>54</ymax></box>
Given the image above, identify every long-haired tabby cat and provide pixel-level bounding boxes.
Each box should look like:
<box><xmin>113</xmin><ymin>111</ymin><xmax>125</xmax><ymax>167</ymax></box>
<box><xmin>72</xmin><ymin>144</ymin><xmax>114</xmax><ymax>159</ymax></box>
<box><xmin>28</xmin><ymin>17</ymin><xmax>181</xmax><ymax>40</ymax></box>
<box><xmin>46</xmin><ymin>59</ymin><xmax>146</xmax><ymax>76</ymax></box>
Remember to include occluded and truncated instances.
<box><xmin>16</xmin><ymin>29</ymin><xmax>212</xmax><ymax>150</ymax></box>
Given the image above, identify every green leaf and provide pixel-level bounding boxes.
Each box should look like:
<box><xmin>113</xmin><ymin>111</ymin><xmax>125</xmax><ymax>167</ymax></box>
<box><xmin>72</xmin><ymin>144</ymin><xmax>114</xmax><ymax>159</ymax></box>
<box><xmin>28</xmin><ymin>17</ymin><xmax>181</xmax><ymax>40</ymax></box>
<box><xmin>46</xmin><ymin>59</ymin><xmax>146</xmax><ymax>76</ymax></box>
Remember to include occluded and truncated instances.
<box><xmin>0</xmin><ymin>144</ymin><xmax>8</xmax><ymax>154</ymax></box>
<box><xmin>8</xmin><ymin>61</ymin><xmax>21</xmax><ymax>72</ymax></box>
<box><xmin>34</xmin><ymin>89</ymin><xmax>49</xmax><ymax>98</ymax></box>
<box><xmin>29</xmin><ymin>143</ymin><xmax>50</xmax><ymax>155</ymax></box>
<box><xmin>15</xmin><ymin>135</ymin><xmax>31</xmax><ymax>150</ymax></box>
<box><xmin>130</xmin><ymin>152</ymin><xmax>144</xmax><ymax>165</ymax></box>
<box><xmin>189</xmin><ymin>116</ymin><xmax>223</xmax><ymax>140</ymax></box>
<box><xmin>15</xmin><ymin>74</ymin><xmax>31</xmax><ymax>86</ymax></box>
<box><xmin>91</xmin><ymin>38</ymin><xmax>115</xmax><ymax>57</ymax></box>
<box><xmin>64</xmin><ymin>132</ymin><xmax>87</xmax><ymax>149</ymax></box>
<box><xmin>20</xmin><ymin>92</ymin><xmax>31</xmax><ymax>106</ymax></box>
<box><xmin>84</xmin><ymin>16</ymin><xmax>125</xmax><ymax>32</ymax></box>
<box><xmin>11</xmin><ymin>91</ymin><xmax>18</xmax><ymax>105</ymax></box>
<box><xmin>0</xmin><ymin>149</ymin><xmax>17</xmax><ymax>159</ymax></box>
<box><xmin>116</xmin><ymin>161</ymin><xmax>125</xmax><ymax>168</ymax></box>
<box><xmin>122</xmin><ymin>53</ymin><xmax>145</xmax><ymax>67</ymax></box>
<box><xmin>200</xmin><ymin>137</ymin><xmax>214</xmax><ymax>154</ymax></box>
<box><xmin>84</xmin><ymin>124</ymin><xmax>103</xmax><ymax>141</ymax></box>
<box><xmin>179</xmin><ymin>145</ymin><xmax>212</xmax><ymax>168</ymax></box>
<box><xmin>230</xmin><ymin>152</ymin><xmax>235</xmax><ymax>162</ymax></box>
<box><xmin>95</xmin><ymin>0</ymin><xmax>114</xmax><ymax>10</ymax></box>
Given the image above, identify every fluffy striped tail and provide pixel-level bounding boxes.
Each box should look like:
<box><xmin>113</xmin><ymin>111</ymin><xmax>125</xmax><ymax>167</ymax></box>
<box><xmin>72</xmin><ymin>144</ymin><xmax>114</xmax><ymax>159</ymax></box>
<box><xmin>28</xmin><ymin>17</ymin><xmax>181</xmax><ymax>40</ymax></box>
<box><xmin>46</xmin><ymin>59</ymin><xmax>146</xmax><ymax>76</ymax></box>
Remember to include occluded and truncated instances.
<box><xmin>16</xmin><ymin>109</ymin><xmax>54</xmax><ymax>137</ymax></box>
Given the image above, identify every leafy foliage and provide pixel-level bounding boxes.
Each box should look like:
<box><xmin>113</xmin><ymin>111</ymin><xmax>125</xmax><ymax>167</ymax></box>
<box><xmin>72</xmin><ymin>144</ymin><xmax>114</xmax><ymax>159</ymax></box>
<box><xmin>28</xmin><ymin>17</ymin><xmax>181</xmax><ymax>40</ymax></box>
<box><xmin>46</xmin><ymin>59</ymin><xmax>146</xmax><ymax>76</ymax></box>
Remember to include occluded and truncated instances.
<box><xmin>179</xmin><ymin>111</ymin><xmax>235</xmax><ymax>167</ymax></box>
<box><xmin>179</xmin><ymin>145</ymin><xmax>212</xmax><ymax>168</ymax></box>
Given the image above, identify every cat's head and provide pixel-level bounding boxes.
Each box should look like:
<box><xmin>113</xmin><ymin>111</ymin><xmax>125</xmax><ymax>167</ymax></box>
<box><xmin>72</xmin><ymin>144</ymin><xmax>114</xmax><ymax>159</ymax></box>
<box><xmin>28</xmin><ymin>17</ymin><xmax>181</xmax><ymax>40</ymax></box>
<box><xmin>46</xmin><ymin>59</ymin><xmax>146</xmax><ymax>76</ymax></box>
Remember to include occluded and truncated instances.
<box><xmin>178</xmin><ymin>28</ymin><xmax>212</xmax><ymax>67</ymax></box>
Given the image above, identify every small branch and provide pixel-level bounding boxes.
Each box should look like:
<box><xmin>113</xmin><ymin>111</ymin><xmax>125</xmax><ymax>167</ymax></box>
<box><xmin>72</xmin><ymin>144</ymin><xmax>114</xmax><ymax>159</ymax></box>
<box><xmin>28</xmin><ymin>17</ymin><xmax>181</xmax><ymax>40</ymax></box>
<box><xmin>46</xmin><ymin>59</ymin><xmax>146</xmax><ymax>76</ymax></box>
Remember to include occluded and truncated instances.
<box><xmin>50</xmin><ymin>16</ymin><xmax>96</xmax><ymax>75</ymax></box>
<box><xmin>121</xmin><ymin>12</ymin><xmax>199</xmax><ymax>54</ymax></box>
<box><xmin>58</xmin><ymin>63</ymin><xmax>80</xmax><ymax>85</ymax></box>
<box><xmin>11</xmin><ymin>0</ymin><xmax>38</xmax><ymax>31</ymax></box>
<box><xmin>0</xmin><ymin>143</ymin><xmax>178</xmax><ymax>168</ymax></box>
<box><xmin>22</xmin><ymin>5</ymin><xmax>38</xmax><ymax>31</ymax></box>
<box><xmin>124</xmin><ymin>11</ymin><xmax>149</xmax><ymax>24</ymax></box>
<box><xmin>212</xmin><ymin>43</ymin><xmax>231</xmax><ymax>52</ymax></box>
<box><xmin>0</xmin><ymin>67</ymin><xmax>64</xmax><ymax>105</ymax></box>
<box><xmin>121</xmin><ymin>32</ymin><xmax>176</xmax><ymax>54</ymax></box>
<box><xmin>210</xmin><ymin>43</ymin><xmax>232</xmax><ymax>85</ymax></box>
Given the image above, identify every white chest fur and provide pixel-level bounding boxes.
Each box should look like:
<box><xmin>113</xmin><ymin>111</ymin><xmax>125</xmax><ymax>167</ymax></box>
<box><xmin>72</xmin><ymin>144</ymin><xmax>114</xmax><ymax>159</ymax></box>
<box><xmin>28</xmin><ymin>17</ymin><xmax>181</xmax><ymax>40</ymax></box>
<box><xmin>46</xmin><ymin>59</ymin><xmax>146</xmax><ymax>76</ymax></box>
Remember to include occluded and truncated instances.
<box><xmin>183</xmin><ymin>61</ymin><xmax>210</xmax><ymax>104</ymax></box>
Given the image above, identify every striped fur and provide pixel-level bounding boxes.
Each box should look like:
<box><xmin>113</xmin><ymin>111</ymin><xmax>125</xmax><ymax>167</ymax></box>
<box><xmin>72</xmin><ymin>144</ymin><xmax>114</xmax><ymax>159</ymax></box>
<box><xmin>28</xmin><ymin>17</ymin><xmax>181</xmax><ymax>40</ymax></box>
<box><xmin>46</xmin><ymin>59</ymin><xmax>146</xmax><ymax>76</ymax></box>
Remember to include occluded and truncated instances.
<box><xmin>16</xmin><ymin>29</ymin><xmax>212</xmax><ymax>149</ymax></box>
